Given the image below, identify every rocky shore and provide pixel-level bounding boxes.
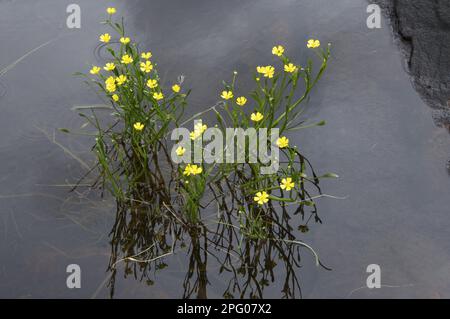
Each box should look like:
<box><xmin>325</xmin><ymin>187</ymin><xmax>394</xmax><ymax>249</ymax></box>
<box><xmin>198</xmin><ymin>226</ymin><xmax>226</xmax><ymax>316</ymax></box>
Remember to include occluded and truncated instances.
<box><xmin>372</xmin><ymin>0</ymin><xmax>450</xmax><ymax>130</ymax></box>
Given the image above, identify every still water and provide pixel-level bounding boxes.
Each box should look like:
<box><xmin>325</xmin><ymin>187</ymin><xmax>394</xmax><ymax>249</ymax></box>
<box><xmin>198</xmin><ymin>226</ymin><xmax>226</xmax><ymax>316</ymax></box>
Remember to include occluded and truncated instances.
<box><xmin>1</xmin><ymin>0</ymin><xmax>450</xmax><ymax>298</ymax></box>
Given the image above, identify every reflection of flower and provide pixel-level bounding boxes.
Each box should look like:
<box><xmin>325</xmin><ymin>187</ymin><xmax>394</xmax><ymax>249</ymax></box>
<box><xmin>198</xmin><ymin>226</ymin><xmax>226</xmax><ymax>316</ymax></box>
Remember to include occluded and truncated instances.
<box><xmin>254</xmin><ymin>191</ymin><xmax>269</xmax><ymax>205</ymax></box>
<box><xmin>272</xmin><ymin>45</ymin><xmax>284</xmax><ymax>56</ymax></box>
<box><xmin>89</xmin><ymin>66</ymin><xmax>100</xmax><ymax>75</ymax></box>
<box><xmin>176</xmin><ymin>146</ymin><xmax>186</xmax><ymax>156</ymax></box>
<box><xmin>99</xmin><ymin>33</ymin><xmax>111</xmax><ymax>43</ymax></box>
<box><xmin>307</xmin><ymin>39</ymin><xmax>320</xmax><ymax>49</ymax></box>
<box><xmin>236</xmin><ymin>96</ymin><xmax>247</xmax><ymax>106</ymax></box>
<box><xmin>221</xmin><ymin>91</ymin><xmax>233</xmax><ymax>100</ymax></box>
<box><xmin>133</xmin><ymin>122</ymin><xmax>144</xmax><ymax>131</ymax></box>
<box><xmin>121</xmin><ymin>54</ymin><xmax>133</xmax><ymax>64</ymax></box>
<box><xmin>250</xmin><ymin>112</ymin><xmax>264</xmax><ymax>122</ymax></box>
<box><xmin>280</xmin><ymin>177</ymin><xmax>295</xmax><ymax>191</ymax></box>
<box><xmin>183</xmin><ymin>164</ymin><xmax>203</xmax><ymax>176</ymax></box>
<box><xmin>298</xmin><ymin>225</ymin><xmax>309</xmax><ymax>233</ymax></box>
<box><xmin>276</xmin><ymin>136</ymin><xmax>289</xmax><ymax>148</ymax></box>
<box><xmin>284</xmin><ymin>63</ymin><xmax>297</xmax><ymax>73</ymax></box>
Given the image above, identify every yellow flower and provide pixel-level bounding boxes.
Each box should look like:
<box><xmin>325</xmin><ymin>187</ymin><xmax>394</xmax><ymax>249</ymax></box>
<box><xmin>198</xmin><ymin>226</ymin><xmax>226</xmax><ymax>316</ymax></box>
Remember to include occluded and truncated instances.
<box><xmin>256</xmin><ymin>66</ymin><xmax>265</xmax><ymax>74</ymax></box>
<box><xmin>182</xmin><ymin>165</ymin><xmax>191</xmax><ymax>175</ymax></box>
<box><xmin>105</xmin><ymin>77</ymin><xmax>116</xmax><ymax>92</ymax></box>
<box><xmin>254</xmin><ymin>191</ymin><xmax>269</xmax><ymax>205</ymax></box>
<box><xmin>256</xmin><ymin>65</ymin><xmax>274</xmax><ymax>78</ymax></box>
<box><xmin>307</xmin><ymin>39</ymin><xmax>320</xmax><ymax>49</ymax></box>
<box><xmin>189</xmin><ymin>121</ymin><xmax>208</xmax><ymax>140</ymax></box>
<box><xmin>153</xmin><ymin>92</ymin><xmax>164</xmax><ymax>100</ymax></box>
<box><xmin>99</xmin><ymin>33</ymin><xmax>111</xmax><ymax>43</ymax></box>
<box><xmin>140</xmin><ymin>60</ymin><xmax>153</xmax><ymax>73</ymax></box>
<box><xmin>121</xmin><ymin>54</ymin><xmax>133</xmax><ymax>64</ymax></box>
<box><xmin>280</xmin><ymin>177</ymin><xmax>295</xmax><ymax>191</ymax></box>
<box><xmin>104</xmin><ymin>62</ymin><xmax>116</xmax><ymax>71</ymax></box>
<box><xmin>236</xmin><ymin>96</ymin><xmax>247</xmax><ymax>106</ymax></box>
<box><xmin>189</xmin><ymin>131</ymin><xmax>200</xmax><ymax>140</ymax></box>
<box><xmin>146</xmin><ymin>79</ymin><xmax>158</xmax><ymax>89</ymax></box>
<box><xmin>183</xmin><ymin>164</ymin><xmax>203</xmax><ymax>176</ymax></box>
<box><xmin>106</xmin><ymin>83</ymin><xmax>116</xmax><ymax>93</ymax></box>
<box><xmin>190</xmin><ymin>165</ymin><xmax>203</xmax><ymax>175</ymax></box>
<box><xmin>276</xmin><ymin>136</ymin><xmax>289</xmax><ymax>148</ymax></box>
<box><xmin>112</xmin><ymin>94</ymin><xmax>119</xmax><ymax>102</ymax></box>
<box><xmin>263</xmin><ymin>65</ymin><xmax>274</xmax><ymax>78</ymax></box>
<box><xmin>256</xmin><ymin>77</ymin><xmax>260</xmax><ymax>82</ymax></box>
<box><xmin>105</xmin><ymin>76</ymin><xmax>115</xmax><ymax>85</ymax></box>
<box><xmin>133</xmin><ymin>122</ymin><xmax>145</xmax><ymax>131</ymax></box>
<box><xmin>272</xmin><ymin>45</ymin><xmax>285</xmax><ymax>56</ymax></box>
<box><xmin>141</xmin><ymin>52</ymin><xmax>152</xmax><ymax>60</ymax></box>
<box><xmin>115</xmin><ymin>75</ymin><xmax>127</xmax><ymax>85</ymax></box>
<box><xmin>284</xmin><ymin>63</ymin><xmax>297</xmax><ymax>73</ymax></box>
<box><xmin>172</xmin><ymin>84</ymin><xmax>181</xmax><ymax>93</ymax></box>
<box><xmin>250</xmin><ymin>112</ymin><xmax>264</xmax><ymax>122</ymax></box>
<box><xmin>106</xmin><ymin>7</ymin><xmax>116</xmax><ymax>15</ymax></box>
<box><xmin>221</xmin><ymin>90</ymin><xmax>233</xmax><ymax>100</ymax></box>
<box><xmin>194</xmin><ymin>122</ymin><xmax>207</xmax><ymax>134</ymax></box>
<box><xmin>120</xmin><ymin>37</ymin><xmax>131</xmax><ymax>45</ymax></box>
<box><xmin>175</xmin><ymin>146</ymin><xmax>186</xmax><ymax>156</ymax></box>
<box><xmin>89</xmin><ymin>66</ymin><xmax>101</xmax><ymax>75</ymax></box>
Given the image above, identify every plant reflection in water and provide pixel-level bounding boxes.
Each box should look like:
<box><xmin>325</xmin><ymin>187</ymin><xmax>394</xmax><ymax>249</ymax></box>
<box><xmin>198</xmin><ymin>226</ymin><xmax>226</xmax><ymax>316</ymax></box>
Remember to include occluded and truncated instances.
<box><xmin>66</xmin><ymin>8</ymin><xmax>337</xmax><ymax>298</ymax></box>
<box><xmin>106</xmin><ymin>144</ymin><xmax>330</xmax><ymax>299</ymax></box>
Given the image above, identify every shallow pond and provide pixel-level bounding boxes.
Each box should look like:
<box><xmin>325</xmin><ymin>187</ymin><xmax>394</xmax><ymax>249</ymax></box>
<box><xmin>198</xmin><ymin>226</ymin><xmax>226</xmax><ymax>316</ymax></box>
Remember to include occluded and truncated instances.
<box><xmin>1</xmin><ymin>0</ymin><xmax>450</xmax><ymax>298</ymax></box>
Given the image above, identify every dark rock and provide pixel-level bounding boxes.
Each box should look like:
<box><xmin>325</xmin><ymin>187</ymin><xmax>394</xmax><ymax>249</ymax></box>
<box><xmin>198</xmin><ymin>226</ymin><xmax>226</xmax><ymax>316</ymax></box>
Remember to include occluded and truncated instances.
<box><xmin>372</xmin><ymin>0</ymin><xmax>450</xmax><ymax>128</ymax></box>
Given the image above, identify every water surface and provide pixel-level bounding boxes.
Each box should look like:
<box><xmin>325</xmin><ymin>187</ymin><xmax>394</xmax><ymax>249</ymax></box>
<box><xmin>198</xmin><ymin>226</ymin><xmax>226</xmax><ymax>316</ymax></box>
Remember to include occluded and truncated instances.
<box><xmin>1</xmin><ymin>0</ymin><xmax>450</xmax><ymax>298</ymax></box>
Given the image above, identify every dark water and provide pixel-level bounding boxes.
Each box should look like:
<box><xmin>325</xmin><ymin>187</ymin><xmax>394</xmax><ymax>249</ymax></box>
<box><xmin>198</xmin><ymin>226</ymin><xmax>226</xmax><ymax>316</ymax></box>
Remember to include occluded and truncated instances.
<box><xmin>1</xmin><ymin>0</ymin><xmax>450</xmax><ymax>298</ymax></box>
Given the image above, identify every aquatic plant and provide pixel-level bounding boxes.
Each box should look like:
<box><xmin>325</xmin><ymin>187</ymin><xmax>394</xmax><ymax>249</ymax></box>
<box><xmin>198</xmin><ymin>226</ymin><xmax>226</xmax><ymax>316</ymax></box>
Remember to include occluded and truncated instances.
<box><xmin>64</xmin><ymin>8</ymin><xmax>338</xmax><ymax>289</ymax></box>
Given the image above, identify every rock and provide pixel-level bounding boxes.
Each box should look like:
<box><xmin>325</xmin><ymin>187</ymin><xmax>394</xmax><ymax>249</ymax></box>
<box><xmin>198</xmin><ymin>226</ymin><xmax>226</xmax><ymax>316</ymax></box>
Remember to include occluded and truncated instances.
<box><xmin>372</xmin><ymin>0</ymin><xmax>450</xmax><ymax>128</ymax></box>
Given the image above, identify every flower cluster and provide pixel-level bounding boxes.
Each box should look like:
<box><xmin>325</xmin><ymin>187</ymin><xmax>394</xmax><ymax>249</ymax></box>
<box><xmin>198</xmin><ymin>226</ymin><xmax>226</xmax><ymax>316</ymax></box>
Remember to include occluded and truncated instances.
<box><xmin>76</xmin><ymin>7</ymin><xmax>333</xmax><ymax>227</ymax></box>
<box><xmin>86</xmin><ymin>8</ymin><xmax>186</xmax><ymax>139</ymax></box>
<box><xmin>213</xmin><ymin>42</ymin><xmax>329</xmax><ymax>206</ymax></box>
<box><xmin>256</xmin><ymin>65</ymin><xmax>275</xmax><ymax>78</ymax></box>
